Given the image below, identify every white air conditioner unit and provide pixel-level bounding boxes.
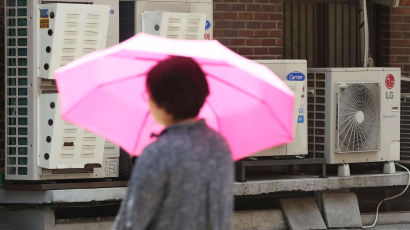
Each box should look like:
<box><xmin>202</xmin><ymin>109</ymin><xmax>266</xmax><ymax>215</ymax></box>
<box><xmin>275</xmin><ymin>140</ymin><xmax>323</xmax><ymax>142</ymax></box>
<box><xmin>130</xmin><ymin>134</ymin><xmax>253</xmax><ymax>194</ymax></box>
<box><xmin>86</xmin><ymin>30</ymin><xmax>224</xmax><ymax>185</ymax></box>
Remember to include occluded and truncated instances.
<box><xmin>307</xmin><ymin>68</ymin><xmax>400</xmax><ymax>165</ymax></box>
<box><xmin>38</xmin><ymin>3</ymin><xmax>110</xmax><ymax>79</ymax></box>
<box><xmin>251</xmin><ymin>60</ymin><xmax>308</xmax><ymax>157</ymax></box>
<box><xmin>4</xmin><ymin>0</ymin><xmax>120</xmax><ymax>180</ymax></box>
<box><xmin>135</xmin><ymin>0</ymin><xmax>213</xmax><ymax>40</ymax></box>
<box><xmin>142</xmin><ymin>11</ymin><xmax>206</xmax><ymax>40</ymax></box>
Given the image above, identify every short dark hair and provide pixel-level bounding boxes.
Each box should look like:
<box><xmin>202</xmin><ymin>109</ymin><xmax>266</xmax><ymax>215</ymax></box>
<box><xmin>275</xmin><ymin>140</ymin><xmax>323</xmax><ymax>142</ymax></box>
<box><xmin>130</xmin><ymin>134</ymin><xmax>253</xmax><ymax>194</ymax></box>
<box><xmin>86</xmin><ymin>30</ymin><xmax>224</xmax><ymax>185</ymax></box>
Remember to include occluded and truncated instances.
<box><xmin>146</xmin><ymin>56</ymin><xmax>209</xmax><ymax>120</ymax></box>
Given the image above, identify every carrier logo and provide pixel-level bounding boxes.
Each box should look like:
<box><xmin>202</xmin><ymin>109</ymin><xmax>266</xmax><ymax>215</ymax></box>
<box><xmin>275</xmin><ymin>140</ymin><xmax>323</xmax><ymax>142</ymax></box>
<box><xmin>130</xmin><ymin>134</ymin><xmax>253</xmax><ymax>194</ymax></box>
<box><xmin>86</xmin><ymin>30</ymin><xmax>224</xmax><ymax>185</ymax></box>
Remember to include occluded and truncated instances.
<box><xmin>385</xmin><ymin>74</ymin><xmax>395</xmax><ymax>89</ymax></box>
<box><xmin>287</xmin><ymin>71</ymin><xmax>305</xmax><ymax>81</ymax></box>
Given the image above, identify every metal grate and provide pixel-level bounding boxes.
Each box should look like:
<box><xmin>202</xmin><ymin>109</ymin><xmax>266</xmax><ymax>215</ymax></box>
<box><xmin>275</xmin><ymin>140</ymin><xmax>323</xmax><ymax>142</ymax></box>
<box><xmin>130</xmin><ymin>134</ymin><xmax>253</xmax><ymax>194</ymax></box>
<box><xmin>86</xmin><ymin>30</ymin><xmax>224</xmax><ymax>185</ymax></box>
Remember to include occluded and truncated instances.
<box><xmin>401</xmin><ymin>93</ymin><xmax>410</xmax><ymax>161</ymax></box>
<box><xmin>336</xmin><ymin>83</ymin><xmax>380</xmax><ymax>153</ymax></box>
<box><xmin>307</xmin><ymin>72</ymin><xmax>325</xmax><ymax>158</ymax></box>
<box><xmin>284</xmin><ymin>0</ymin><xmax>380</xmax><ymax>68</ymax></box>
<box><xmin>5</xmin><ymin>0</ymin><xmax>29</xmax><ymax>176</ymax></box>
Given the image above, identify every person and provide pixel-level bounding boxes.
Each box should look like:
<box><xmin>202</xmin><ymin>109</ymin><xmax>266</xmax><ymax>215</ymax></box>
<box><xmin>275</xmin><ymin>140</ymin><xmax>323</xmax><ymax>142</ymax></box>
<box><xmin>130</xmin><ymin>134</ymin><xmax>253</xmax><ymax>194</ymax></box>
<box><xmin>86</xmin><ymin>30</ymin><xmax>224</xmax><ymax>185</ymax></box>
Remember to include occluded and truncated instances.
<box><xmin>113</xmin><ymin>56</ymin><xmax>234</xmax><ymax>230</ymax></box>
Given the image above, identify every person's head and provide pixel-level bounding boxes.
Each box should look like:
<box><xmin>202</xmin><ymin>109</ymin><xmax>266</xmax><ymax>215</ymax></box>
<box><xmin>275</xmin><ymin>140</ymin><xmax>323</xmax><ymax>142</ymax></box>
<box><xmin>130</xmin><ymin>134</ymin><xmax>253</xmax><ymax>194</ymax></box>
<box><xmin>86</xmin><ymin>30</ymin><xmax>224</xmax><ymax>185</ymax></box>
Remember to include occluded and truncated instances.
<box><xmin>146</xmin><ymin>56</ymin><xmax>209</xmax><ymax>126</ymax></box>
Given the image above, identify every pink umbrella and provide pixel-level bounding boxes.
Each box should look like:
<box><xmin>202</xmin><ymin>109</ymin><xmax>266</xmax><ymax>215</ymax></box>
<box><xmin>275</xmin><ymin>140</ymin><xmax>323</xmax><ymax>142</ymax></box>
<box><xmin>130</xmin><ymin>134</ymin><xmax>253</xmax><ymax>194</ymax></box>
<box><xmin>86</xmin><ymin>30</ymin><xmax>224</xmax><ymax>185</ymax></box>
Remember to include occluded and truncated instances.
<box><xmin>55</xmin><ymin>33</ymin><xmax>294</xmax><ymax>161</ymax></box>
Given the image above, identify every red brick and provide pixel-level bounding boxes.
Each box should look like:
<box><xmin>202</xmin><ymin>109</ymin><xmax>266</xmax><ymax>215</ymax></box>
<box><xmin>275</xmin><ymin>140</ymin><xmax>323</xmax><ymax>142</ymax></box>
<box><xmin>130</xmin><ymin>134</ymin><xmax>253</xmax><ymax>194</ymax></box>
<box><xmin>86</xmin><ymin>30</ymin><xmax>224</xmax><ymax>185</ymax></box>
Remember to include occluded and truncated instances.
<box><xmin>402</xmin><ymin>0</ymin><xmax>410</xmax><ymax>6</ymax></box>
<box><xmin>396</xmin><ymin>56</ymin><xmax>409</xmax><ymax>62</ymax></box>
<box><xmin>239</xmin><ymin>30</ymin><xmax>253</xmax><ymax>37</ymax></box>
<box><xmin>254</xmin><ymin>12</ymin><xmax>270</xmax><ymax>20</ymax></box>
<box><xmin>217</xmin><ymin>38</ymin><xmax>230</xmax><ymax>46</ymax></box>
<box><xmin>394</xmin><ymin>8</ymin><xmax>410</xmax><ymax>15</ymax></box>
<box><xmin>261</xmin><ymin>39</ymin><xmax>275</xmax><ymax>46</ymax></box>
<box><xmin>231</xmin><ymin>39</ymin><xmax>246</xmax><ymax>46</ymax></box>
<box><xmin>269</xmin><ymin>47</ymin><xmax>283</xmax><ymax>55</ymax></box>
<box><xmin>277</xmin><ymin>21</ymin><xmax>284</xmax><ymax>29</ymax></box>
<box><xmin>246</xmin><ymin>21</ymin><xmax>261</xmax><ymax>29</ymax></box>
<box><xmin>253</xmin><ymin>30</ymin><xmax>269</xmax><ymax>37</ymax></box>
<box><xmin>390</xmin><ymin>15</ymin><xmax>403</xmax><ymax>23</ymax></box>
<box><xmin>269</xmin><ymin>13</ymin><xmax>283</xmax><ymax>21</ymax></box>
<box><xmin>216</xmin><ymin>3</ymin><xmax>245</xmax><ymax>11</ymax></box>
<box><xmin>404</xmin><ymin>32</ymin><xmax>410</xmax><ymax>39</ymax></box>
<box><xmin>223</xmin><ymin>30</ymin><xmax>238</xmax><ymax>37</ymax></box>
<box><xmin>389</xmin><ymin>56</ymin><xmax>397</xmax><ymax>62</ymax></box>
<box><xmin>261</xmin><ymin>21</ymin><xmax>276</xmax><ymax>29</ymax></box>
<box><xmin>262</xmin><ymin>4</ymin><xmax>276</xmax><ymax>12</ymax></box>
<box><xmin>390</xmin><ymin>39</ymin><xmax>410</xmax><ymax>47</ymax></box>
<box><xmin>215</xmin><ymin>3</ymin><xmax>230</xmax><ymax>11</ymax></box>
<box><xmin>384</xmin><ymin>31</ymin><xmax>403</xmax><ymax>39</ymax></box>
<box><xmin>276</xmin><ymin>38</ymin><xmax>284</xmax><ymax>46</ymax></box>
<box><xmin>238</xmin><ymin>12</ymin><xmax>253</xmax><ymax>20</ymax></box>
<box><xmin>229</xmin><ymin>47</ymin><xmax>238</xmax><ymax>53</ymax></box>
<box><xmin>403</xmin><ymin>64</ymin><xmax>410</xmax><ymax>72</ymax></box>
<box><xmin>214</xmin><ymin>21</ymin><xmax>230</xmax><ymax>29</ymax></box>
<box><xmin>214</xmin><ymin>12</ymin><xmax>224</xmax><ymax>20</ymax></box>
<box><xmin>223</xmin><ymin>12</ymin><xmax>238</xmax><ymax>20</ymax></box>
<box><xmin>254</xmin><ymin>47</ymin><xmax>269</xmax><ymax>54</ymax></box>
<box><xmin>239</xmin><ymin>0</ymin><xmax>253</xmax><ymax>3</ymax></box>
<box><xmin>258</xmin><ymin>55</ymin><xmax>276</xmax><ymax>59</ymax></box>
<box><xmin>399</xmin><ymin>48</ymin><xmax>410</xmax><ymax>55</ymax></box>
<box><xmin>268</xmin><ymin>30</ymin><xmax>283</xmax><ymax>38</ymax></box>
<box><xmin>275</xmin><ymin>4</ymin><xmax>284</xmax><ymax>12</ymax></box>
<box><xmin>247</xmin><ymin>4</ymin><xmax>262</xmax><ymax>11</ymax></box>
<box><xmin>231</xmin><ymin>21</ymin><xmax>246</xmax><ymax>29</ymax></box>
<box><xmin>390</xmin><ymin>23</ymin><xmax>410</xmax><ymax>31</ymax></box>
<box><xmin>246</xmin><ymin>39</ymin><xmax>261</xmax><ymax>46</ymax></box>
<box><xmin>213</xmin><ymin>29</ymin><xmax>224</xmax><ymax>37</ymax></box>
<box><xmin>237</xmin><ymin>47</ymin><xmax>253</xmax><ymax>55</ymax></box>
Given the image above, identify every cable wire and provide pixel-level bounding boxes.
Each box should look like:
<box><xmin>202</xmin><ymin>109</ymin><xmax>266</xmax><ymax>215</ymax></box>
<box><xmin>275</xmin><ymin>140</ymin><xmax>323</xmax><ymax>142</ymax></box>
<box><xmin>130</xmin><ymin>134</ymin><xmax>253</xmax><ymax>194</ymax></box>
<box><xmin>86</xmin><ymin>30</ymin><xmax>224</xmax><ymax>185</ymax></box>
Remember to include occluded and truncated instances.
<box><xmin>362</xmin><ymin>163</ymin><xmax>410</xmax><ymax>229</ymax></box>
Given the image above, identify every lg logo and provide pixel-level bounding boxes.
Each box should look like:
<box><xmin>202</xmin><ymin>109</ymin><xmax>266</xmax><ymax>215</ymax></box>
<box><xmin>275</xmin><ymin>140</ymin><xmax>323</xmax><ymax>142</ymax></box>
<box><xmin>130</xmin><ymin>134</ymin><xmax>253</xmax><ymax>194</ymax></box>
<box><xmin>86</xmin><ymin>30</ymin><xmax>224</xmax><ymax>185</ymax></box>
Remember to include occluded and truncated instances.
<box><xmin>385</xmin><ymin>74</ymin><xmax>395</xmax><ymax>100</ymax></box>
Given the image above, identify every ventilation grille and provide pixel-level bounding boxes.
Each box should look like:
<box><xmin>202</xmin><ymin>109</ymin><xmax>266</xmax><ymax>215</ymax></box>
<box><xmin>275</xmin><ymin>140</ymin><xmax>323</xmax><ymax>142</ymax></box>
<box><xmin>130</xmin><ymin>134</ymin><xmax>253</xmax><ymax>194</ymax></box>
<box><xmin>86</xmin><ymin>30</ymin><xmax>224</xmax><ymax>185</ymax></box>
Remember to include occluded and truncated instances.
<box><xmin>162</xmin><ymin>13</ymin><xmax>205</xmax><ymax>40</ymax></box>
<box><xmin>5</xmin><ymin>0</ymin><xmax>30</xmax><ymax>176</ymax></box>
<box><xmin>307</xmin><ymin>72</ymin><xmax>325</xmax><ymax>158</ymax></box>
<box><xmin>39</xmin><ymin>3</ymin><xmax>109</xmax><ymax>79</ymax></box>
<box><xmin>401</xmin><ymin>94</ymin><xmax>410</xmax><ymax>160</ymax></box>
<box><xmin>336</xmin><ymin>83</ymin><xmax>380</xmax><ymax>153</ymax></box>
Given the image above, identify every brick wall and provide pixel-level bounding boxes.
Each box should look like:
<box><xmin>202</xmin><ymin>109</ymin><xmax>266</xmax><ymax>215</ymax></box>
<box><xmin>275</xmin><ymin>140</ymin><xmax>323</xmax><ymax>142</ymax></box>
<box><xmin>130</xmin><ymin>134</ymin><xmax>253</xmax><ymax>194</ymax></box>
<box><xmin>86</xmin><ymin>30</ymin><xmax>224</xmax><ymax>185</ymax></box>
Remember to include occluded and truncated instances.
<box><xmin>0</xmin><ymin>0</ymin><xmax>4</xmax><ymax>175</ymax></box>
<box><xmin>379</xmin><ymin>0</ymin><xmax>410</xmax><ymax>77</ymax></box>
<box><xmin>213</xmin><ymin>0</ymin><xmax>284</xmax><ymax>59</ymax></box>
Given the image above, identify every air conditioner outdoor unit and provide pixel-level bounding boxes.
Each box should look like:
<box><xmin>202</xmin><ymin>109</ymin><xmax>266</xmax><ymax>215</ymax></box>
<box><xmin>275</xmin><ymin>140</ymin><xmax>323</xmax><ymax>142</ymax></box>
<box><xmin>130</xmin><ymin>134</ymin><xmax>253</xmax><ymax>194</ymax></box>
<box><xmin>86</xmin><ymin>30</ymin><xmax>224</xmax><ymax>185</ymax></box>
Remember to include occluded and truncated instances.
<box><xmin>307</xmin><ymin>68</ymin><xmax>400</xmax><ymax>169</ymax></box>
<box><xmin>251</xmin><ymin>60</ymin><xmax>308</xmax><ymax>157</ymax></box>
<box><xmin>135</xmin><ymin>0</ymin><xmax>213</xmax><ymax>40</ymax></box>
<box><xmin>142</xmin><ymin>11</ymin><xmax>206</xmax><ymax>40</ymax></box>
<box><xmin>4</xmin><ymin>0</ymin><xmax>120</xmax><ymax>180</ymax></box>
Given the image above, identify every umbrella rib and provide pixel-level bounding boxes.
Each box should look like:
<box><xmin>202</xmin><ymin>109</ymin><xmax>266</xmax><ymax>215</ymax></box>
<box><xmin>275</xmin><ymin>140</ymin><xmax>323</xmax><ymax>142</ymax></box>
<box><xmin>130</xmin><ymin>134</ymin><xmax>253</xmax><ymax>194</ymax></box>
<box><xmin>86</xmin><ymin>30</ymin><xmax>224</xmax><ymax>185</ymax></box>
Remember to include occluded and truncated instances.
<box><xmin>131</xmin><ymin>110</ymin><xmax>151</xmax><ymax>155</ymax></box>
<box><xmin>206</xmin><ymin>73</ymin><xmax>291</xmax><ymax>136</ymax></box>
<box><xmin>206</xmin><ymin>101</ymin><xmax>222</xmax><ymax>131</ymax></box>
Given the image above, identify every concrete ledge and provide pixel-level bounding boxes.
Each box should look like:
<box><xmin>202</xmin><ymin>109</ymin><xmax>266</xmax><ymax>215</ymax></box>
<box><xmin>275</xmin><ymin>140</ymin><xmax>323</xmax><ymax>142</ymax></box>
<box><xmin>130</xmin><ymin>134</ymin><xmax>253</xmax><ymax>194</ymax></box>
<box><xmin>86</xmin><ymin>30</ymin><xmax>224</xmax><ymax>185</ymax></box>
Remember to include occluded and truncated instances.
<box><xmin>0</xmin><ymin>187</ymin><xmax>126</xmax><ymax>204</ymax></box>
<box><xmin>361</xmin><ymin>212</ymin><xmax>410</xmax><ymax>226</ymax></box>
<box><xmin>1</xmin><ymin>172</ymin><xmax>408</xmax><ymax>203</ymax></box>
<box><xmin>234</xmin><ymin>172</ymin><xmax>409</xmax><ymax>196</ymax></box>
<box><xmin>233</xmin><ymin>210</ymin><xmax>286</xmax><ymax>230</ymax></box>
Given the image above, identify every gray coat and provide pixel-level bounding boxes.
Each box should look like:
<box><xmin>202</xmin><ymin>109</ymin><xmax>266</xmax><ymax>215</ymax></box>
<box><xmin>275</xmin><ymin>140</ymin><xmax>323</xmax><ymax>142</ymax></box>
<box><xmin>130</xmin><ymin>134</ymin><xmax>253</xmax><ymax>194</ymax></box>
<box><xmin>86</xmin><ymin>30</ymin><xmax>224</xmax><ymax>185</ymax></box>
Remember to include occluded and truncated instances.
<box><xmin>113</xmin><ymin>119</ymin><xmax>234</xmax><ymax>230</ymax></box>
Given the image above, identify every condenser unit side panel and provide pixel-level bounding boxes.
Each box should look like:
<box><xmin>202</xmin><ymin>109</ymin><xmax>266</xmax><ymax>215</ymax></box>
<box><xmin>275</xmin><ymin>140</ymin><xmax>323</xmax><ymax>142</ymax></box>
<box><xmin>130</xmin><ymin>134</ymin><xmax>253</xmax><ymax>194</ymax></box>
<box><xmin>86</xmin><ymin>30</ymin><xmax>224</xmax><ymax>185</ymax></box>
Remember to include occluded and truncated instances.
<box><xmin>189</xmin><ymin>1</ymin><xmax>213</xmax><ymax>39</ymax></box>
<box><xmin>324</xmin><ymin>71</ymin><xmax>336</xmax><ymax>164</ymax></box>
<box><xmin>283</xmin><ymin>61</ymin><xmax>308</xmax><ymax>155</ymax></box>
<box><xmin>5</xmin><ymin>0</ymin><xmax>40</xmax><ymax>180</ymax></box>
<box><xmin>378</xmin><ymin>69</ymin><xmax>401</xmax><ymax>161</ymax></box>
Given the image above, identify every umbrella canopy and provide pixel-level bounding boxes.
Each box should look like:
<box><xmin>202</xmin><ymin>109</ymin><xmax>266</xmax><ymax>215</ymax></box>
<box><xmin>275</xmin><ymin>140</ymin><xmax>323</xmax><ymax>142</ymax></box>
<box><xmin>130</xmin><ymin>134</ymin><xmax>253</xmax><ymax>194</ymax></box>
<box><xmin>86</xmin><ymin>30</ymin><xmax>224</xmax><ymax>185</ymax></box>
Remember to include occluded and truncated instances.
<box><xmin>55</xmin><ymin>33</ymin><xmax>294</xmax><ymax>161</ymax></box>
